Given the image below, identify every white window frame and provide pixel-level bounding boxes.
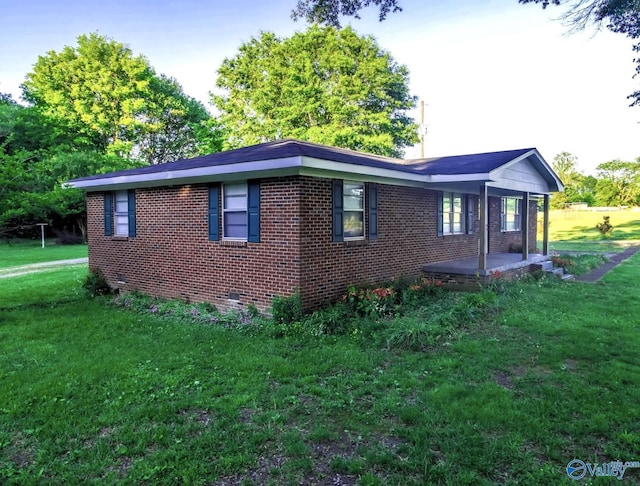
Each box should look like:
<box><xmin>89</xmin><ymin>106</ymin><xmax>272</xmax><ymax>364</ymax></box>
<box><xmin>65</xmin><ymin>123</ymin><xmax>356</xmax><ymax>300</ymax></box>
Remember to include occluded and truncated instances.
<box><xmin>442</xmin><ymin>192</ymin><xmax>465</xmax><ymax>235</ymax></box>
<box><xmin>223</xmin><ymin>182</ymin><xmax>248</xmax><ymax>240</ymax></box>
<box><xmin>501</xmin><ymin>197</ymin><xmax>521</xmax><ymax>232</ymax></box>
<box><xmin>343</xmin><ymin>181</ymin><xmax>365</xmax><ymax>240</ymax></box>
<box><xmin>114</xmin><ymin>190</ymin><xmax>129</xmax><ymax>236</ymax></box>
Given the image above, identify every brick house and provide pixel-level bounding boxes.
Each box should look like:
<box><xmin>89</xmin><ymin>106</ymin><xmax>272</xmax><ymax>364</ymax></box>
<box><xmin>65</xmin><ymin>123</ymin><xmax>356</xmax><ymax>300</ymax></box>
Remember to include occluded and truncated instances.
<box><xmin>68</xmin><ymin>139</ymin><xmax>563</xmax><ymax>311</ymax></box>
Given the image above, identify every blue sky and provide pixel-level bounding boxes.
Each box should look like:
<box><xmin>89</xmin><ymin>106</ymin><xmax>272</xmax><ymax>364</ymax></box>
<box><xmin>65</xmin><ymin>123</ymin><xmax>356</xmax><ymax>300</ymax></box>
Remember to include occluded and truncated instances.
<box><xmin>1</xmin><ymin>0</ymin><xmax>638</xmax><ymax>173</ymax></box>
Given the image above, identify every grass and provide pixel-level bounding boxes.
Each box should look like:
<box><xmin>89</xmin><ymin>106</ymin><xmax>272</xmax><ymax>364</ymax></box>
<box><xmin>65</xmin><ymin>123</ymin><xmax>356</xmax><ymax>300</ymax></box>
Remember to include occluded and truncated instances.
<box><xmin>0</xmin><ymin>239</ymin><xmax>87</xmax><ymax>269</ymax></box>
<box><xmin>2</xmin><ymin>256</ymin><xmax>640</xmax><ymax>484</ymax></box>
<box><xmin>540</xmin><ymin>209</ymin><xmax>640</xmax><ymax>253</ymax></box>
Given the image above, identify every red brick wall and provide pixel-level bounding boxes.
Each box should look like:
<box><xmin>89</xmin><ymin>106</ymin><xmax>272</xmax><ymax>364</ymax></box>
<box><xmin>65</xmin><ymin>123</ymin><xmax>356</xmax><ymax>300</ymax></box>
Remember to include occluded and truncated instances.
<box><xmin>298</xmin><ymin>179</ymin><xmax>481</xmax><ymax>310</ymax></box>
<box><xmin>86</xmin><ymin>176</ymin><xmax>538</xmax><ymax>312</ymax></box>
<box><xmin>488</xmin><ymin>197</ymin><xmax>539</xmax><ymax>254</ymax></box>
<box><xmin>87</xmin><ymin>179</ymin><xmax>303</xmax><ymax>312</ymax></box>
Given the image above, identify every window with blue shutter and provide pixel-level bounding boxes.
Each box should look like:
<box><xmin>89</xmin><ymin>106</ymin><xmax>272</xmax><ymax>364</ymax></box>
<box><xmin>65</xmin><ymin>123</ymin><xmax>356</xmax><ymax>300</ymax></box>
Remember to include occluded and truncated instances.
<box><xmin>439</xmin><ymin>192</ymin><xmax>473</xmax><ymax>235</ymax></box>
<box><xmin>217</xmin><ymin>182</ymin><xmax>261</xmax><ymax>242</ymax></box>
<box><xmin>333</xmin><ymin>180</ymin><xmax>367</xmax><ymax>242</ymax></box>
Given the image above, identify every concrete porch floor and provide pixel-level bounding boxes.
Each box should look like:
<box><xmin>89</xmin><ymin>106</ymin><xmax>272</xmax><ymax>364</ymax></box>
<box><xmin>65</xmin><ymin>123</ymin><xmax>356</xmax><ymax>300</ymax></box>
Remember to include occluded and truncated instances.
<box><xmin>423</xmin><ymin>253</ymin><xmax>550</xmax><ymax>277</ymax></box>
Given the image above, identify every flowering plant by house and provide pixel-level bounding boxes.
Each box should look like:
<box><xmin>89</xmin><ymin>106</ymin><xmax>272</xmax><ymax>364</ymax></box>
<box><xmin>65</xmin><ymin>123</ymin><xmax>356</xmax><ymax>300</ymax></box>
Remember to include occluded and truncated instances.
<box><xmin>344</xmin><ymin>277</ymin><xmax>443</xmax><ymax>317</ymax></box>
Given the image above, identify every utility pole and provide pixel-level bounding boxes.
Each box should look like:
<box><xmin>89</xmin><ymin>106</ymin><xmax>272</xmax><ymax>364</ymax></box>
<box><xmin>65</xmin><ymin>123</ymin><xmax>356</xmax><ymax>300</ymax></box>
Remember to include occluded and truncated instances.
<box><xmin>420</xmin><ymin>100</ymin><xmax>426</xmax><ymax>158</ymax></box>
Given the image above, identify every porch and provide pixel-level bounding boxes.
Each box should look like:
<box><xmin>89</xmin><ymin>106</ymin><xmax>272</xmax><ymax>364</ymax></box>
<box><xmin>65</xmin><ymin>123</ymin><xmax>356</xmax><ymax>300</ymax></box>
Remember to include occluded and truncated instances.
<box><xmin>423</xmin><ymin>253</ymin><xmax>551</xmax><ymax>287</ymax></box>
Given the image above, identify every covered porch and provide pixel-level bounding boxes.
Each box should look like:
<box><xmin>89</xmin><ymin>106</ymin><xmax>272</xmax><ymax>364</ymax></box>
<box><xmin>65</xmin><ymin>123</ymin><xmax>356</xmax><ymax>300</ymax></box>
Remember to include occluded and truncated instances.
<box><xmin>418</xmin><ymin>148</ymin><xmax>564</xmax><ymax>285</ymax></box>
<box><xmin>423</xmin><ymin>252</ymin><xmax>551</xmax><ymax>287</ymax></box>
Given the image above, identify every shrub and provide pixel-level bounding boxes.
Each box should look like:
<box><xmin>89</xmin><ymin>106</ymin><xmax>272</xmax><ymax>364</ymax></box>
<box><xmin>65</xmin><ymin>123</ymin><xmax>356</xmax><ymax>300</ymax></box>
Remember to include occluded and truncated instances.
<box><xmin>596</xmin><ymin>215</ymin><xmax>614</xmax><ymax>236</ymax></box>
<box><xmin>271</xmin><ymin>292</ymin><xmax>303</xmax><ymax>325</ymax></box>
<box><xmin>304</xmin><ymin>301</ymin><xmax>354</xmax><ymax>335</ymax></box>
<box><xmin>82</xmin><ymin>270</ymin><xmax>112</xmax><ymax>296</ymax></box>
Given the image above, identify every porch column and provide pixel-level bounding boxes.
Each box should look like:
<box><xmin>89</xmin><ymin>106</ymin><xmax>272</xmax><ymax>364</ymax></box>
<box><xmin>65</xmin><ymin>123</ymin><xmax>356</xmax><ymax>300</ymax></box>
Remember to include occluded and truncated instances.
<box><xmin>521</xmin><ymin>192</ymin><xmax>529</xmax><ymax>260</ymax></box>
<box><xmin>479</xmin><ymin>183</ymin><xmax>488</xmax><ymax>270</ymax></box>
<box><xmin>543</xmin><ymin>194</ymin><xmax>550</xmax><ymax>255</ymax></box>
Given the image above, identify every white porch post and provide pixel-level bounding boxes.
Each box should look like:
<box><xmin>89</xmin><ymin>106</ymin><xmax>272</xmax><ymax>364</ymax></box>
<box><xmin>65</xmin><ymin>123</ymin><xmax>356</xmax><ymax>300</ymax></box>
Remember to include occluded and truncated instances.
<box><xmin>543</xmin><ymin>194</ymin><xmax>550</xmax><ymax>255</ymax></box>
<box><xmin>521</xmin><ymin>192</ymin><xmax>529</xmax><ymax>260</ymax></box>
<box><xmin>479</xmin><ymin>183</ymin><xmax>488</xmax><ymax>270</ymax></box>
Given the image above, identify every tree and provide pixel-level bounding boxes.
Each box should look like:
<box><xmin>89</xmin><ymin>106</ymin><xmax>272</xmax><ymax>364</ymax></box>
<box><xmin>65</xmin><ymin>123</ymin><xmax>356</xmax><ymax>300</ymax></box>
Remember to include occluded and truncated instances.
<box><xmin>22</xmin><ymin>33</ymin><xmax>217</xmax><ymax>164</ymax></box>
<box><xmin>552</xmin><ymin>151</ymin><xmax>581</xmax><ymax>185</ymax></box>
<box><xmin>519</xmin><ymin>0</ymin><xmax>640</xmax><ymax>106</ymax></box>
<box><xmin>291</xmin><ymin>0</ymin><xmax>401</xmax><ymax>27</ymax></box>
<box><xmin>213</xmin><ymin>25</ymin><xmax>418</xmax><ymax>157</ymax></box>
<box><xmin>595</xmin><ymin>158</ymin><xmax>640</xmax><ymax>206</ymax></box>
<box><xmin>133</xmin><ymin>74</ymin><xmax>223</xmax><ymax>164</ymax></box>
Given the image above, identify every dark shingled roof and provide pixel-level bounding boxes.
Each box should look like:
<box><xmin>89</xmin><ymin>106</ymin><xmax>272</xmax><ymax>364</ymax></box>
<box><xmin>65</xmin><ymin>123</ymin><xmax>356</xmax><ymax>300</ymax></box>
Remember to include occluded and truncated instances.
<box><xmin>68</xmin><ymin>139</ymin><xmax>536</xmax><ymax>184</ymax></box>
<box><xmin>413</xmin><ymin>148</ymin><xmax>534</xmax><ymax>175</ymax></box>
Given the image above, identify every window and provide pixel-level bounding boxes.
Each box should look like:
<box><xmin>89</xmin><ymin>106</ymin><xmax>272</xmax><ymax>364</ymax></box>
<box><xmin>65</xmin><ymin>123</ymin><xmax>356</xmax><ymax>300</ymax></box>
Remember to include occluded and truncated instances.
<box><xmin>501</xmin><ymin>197</ymin><xmax>521</xmax><ymax>232</ymax></box>
<box><xmin>438</xmin><ymin>192</ymin><xmax>474</xmax><ymax>236</ymax></box>
<box><xmin>443</xmin><ymin>192</ymin><xmax>464</xmax><ymax>234</ymax></box>
<box><xmin>114</xmin><ymin>190</ymin><xmax>130</xmax><ymax>236</ymax></box>
<box><xmin>104</xmin><ymin>190</ymin><xmax>136</xmax><ymax>237</ymax></box>
<box><xmin>343</xmin><ymin>182</ymin><xmax>365</xmax><ymax>239</ymax></box>
<box><xmin>209</xmin><ymin>182</ymin><xmax>260</xmax><ymax>242</ymax></box>
<box><xmin>223</xmin><ymin>183</ymin><xmax>248</xmax><ymax>239</ymax></box>
<box><xmin>333</xmin><ymin>181</ymin><xmax>377</xmax><ymax>242</ymax></box>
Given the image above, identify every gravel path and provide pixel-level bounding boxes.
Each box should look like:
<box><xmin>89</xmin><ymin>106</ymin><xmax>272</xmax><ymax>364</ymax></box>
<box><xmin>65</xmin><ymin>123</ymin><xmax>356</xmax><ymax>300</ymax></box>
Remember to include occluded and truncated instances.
<box><xmin>0</xmin><ymin>257</ymin><xmax>88</xmax><ymax>279</ymax></box>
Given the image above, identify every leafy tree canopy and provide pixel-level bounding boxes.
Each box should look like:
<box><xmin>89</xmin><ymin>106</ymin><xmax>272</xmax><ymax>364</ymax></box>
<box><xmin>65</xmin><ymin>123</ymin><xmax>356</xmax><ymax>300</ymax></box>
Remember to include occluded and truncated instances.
<box><xmin>213</xmin><ymin>25</ymin><xmax>418</xmax><ymax>157</ymax></box>
<box><xmin>22</xmin><ymin>32</ymin><xmax>219</xmax><ymax>164</ymax></box>
<box><xmin>291</xmin><ymin>0</ymin><xmax>401</xmax><ymax>27</ymax></box>
<box><xmin>595</xmin><ymin>157</ymin><xmax>640</xmax><ymax>206</ymax></box>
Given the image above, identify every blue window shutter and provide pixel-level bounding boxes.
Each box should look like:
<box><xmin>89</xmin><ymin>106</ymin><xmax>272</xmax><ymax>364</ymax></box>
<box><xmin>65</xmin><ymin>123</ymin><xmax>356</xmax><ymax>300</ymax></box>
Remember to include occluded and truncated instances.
<box><xmin>500</xmin><ymin>198</ymin><xmax>506</xmax><ymax>232</ymax></box>
<box><xmin>247</xmin><ymin>181</ymin><xmax>261</xmax><ymax>243</ymax></box>
<box><xmin>208</xmin><ymin>186</ymin><xmax>219</xmax><ymax>241</ymax></box>
<box><xmin>332</xmin><ymin>180</ymin><xmax>343</xmax><ymax>242</ymax></box>
<box><xmin>127</xmin><ymin>190</ymin><xmax>136</xmax><ymax>237</ymax></box>
<box><xmin>104</xmin><ymin>193</ymin><xmax>113</xmax><ymax>236</ymax></box>
<box><xmin>466</xmin><ymin>195</ymin><xmax>474</xmax><ymax>234</ymax></box>
<box><xmin>368</xmin><ymin>183</ymin><xmax>378</xmax><ymax>240</ymax></box>
<box><xmin>437</xmin><ymin>192</ymin><xmax>444</xmax><ymax>236</ymax></box>
<box><xmin>517</xmin><ymin>198</ymin><xmax>523</xmax><ymax>230</ymax></box>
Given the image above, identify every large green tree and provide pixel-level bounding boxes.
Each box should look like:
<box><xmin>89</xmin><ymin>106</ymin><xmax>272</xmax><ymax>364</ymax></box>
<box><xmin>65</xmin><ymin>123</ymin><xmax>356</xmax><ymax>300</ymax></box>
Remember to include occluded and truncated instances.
<box><xmin>595</xmin><ymin>158</ymin><xmax>640</xmax><ymax>206</ymax></box>
<box><xmin>213</xmin><ymin>26</ymin><xmax>418</xmax><ymax>157</ymax></box>
<box><xmin>22</xmin><ymin>33</ymin><xmax>218</xmax><ymax>164</ymax></box>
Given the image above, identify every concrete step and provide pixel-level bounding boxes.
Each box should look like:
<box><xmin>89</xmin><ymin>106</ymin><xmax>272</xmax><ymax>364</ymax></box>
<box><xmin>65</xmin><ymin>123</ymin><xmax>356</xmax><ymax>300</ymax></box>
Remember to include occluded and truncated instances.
<box><xmin>539</xmin><ymin>260</ymin><xmax>554</xmax><ymax>272</ymax></box>
<box><xmin>562</xmin><ymin>273</ymin><xmax>576</xmax><ymax>281</ymax></box>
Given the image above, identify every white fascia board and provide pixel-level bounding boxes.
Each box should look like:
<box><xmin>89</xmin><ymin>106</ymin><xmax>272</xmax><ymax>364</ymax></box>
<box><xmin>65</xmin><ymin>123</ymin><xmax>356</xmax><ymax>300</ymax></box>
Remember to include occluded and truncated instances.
<box><xmin>300</xmin><ymin>156</ymin><xmax>428</xmax><ymax>184</ymax></box>
<box><xmin>427</xmin><ymin>173</ymin><xmax>490</xmax><ymax>183</ymax></box>
<box><xmin>68</xmin><ymin>156</ymin><xmax>304</xmax><ymax>190</ymax></box>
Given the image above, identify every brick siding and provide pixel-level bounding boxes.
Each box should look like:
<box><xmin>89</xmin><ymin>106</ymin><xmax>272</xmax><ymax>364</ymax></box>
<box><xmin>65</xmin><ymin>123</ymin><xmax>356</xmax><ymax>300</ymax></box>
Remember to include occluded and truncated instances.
<box><xmin>86</xmin><ymin>176</ymin><xmax>538</xmax><ymax>312</ymax></box>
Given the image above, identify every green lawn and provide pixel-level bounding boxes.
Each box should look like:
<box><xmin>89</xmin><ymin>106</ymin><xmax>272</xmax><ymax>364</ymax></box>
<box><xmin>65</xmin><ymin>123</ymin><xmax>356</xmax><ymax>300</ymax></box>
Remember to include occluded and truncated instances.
<box><xmin>0</xmin><ymin>239</ymin><xmax>87</xmax><ymax>269</ymax></box>
<box><xmin>1</xmin><ymin>257</ymin><xmax>640</xmax><ymax>484</ymax></box>
<box><xmin>540</xmin><ymin>209</ymin><xmax>640</xmax><ymax>253</ymax></box>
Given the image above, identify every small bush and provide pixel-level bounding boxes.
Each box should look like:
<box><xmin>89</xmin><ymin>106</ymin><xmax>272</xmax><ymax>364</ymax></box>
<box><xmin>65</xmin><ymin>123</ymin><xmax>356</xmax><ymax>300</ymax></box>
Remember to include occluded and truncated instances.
<box><xmin>305</xmin><ymin>302</ymin><xmax>354</xmax><ymax>335</ymax></box>
<box><xmin>596</xmin><ymin>215</ymin><xmax>614</xmax><ymax>236</ymax></box>
<box><xmin>271</xmin><ymin>292</ymin><xmax>303</xmax><ymax>325</ymax></box>
<box><xmin>83</xmin><ymin>270</ymin><xmax>112</xmax><ymax>296</ymax></box>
